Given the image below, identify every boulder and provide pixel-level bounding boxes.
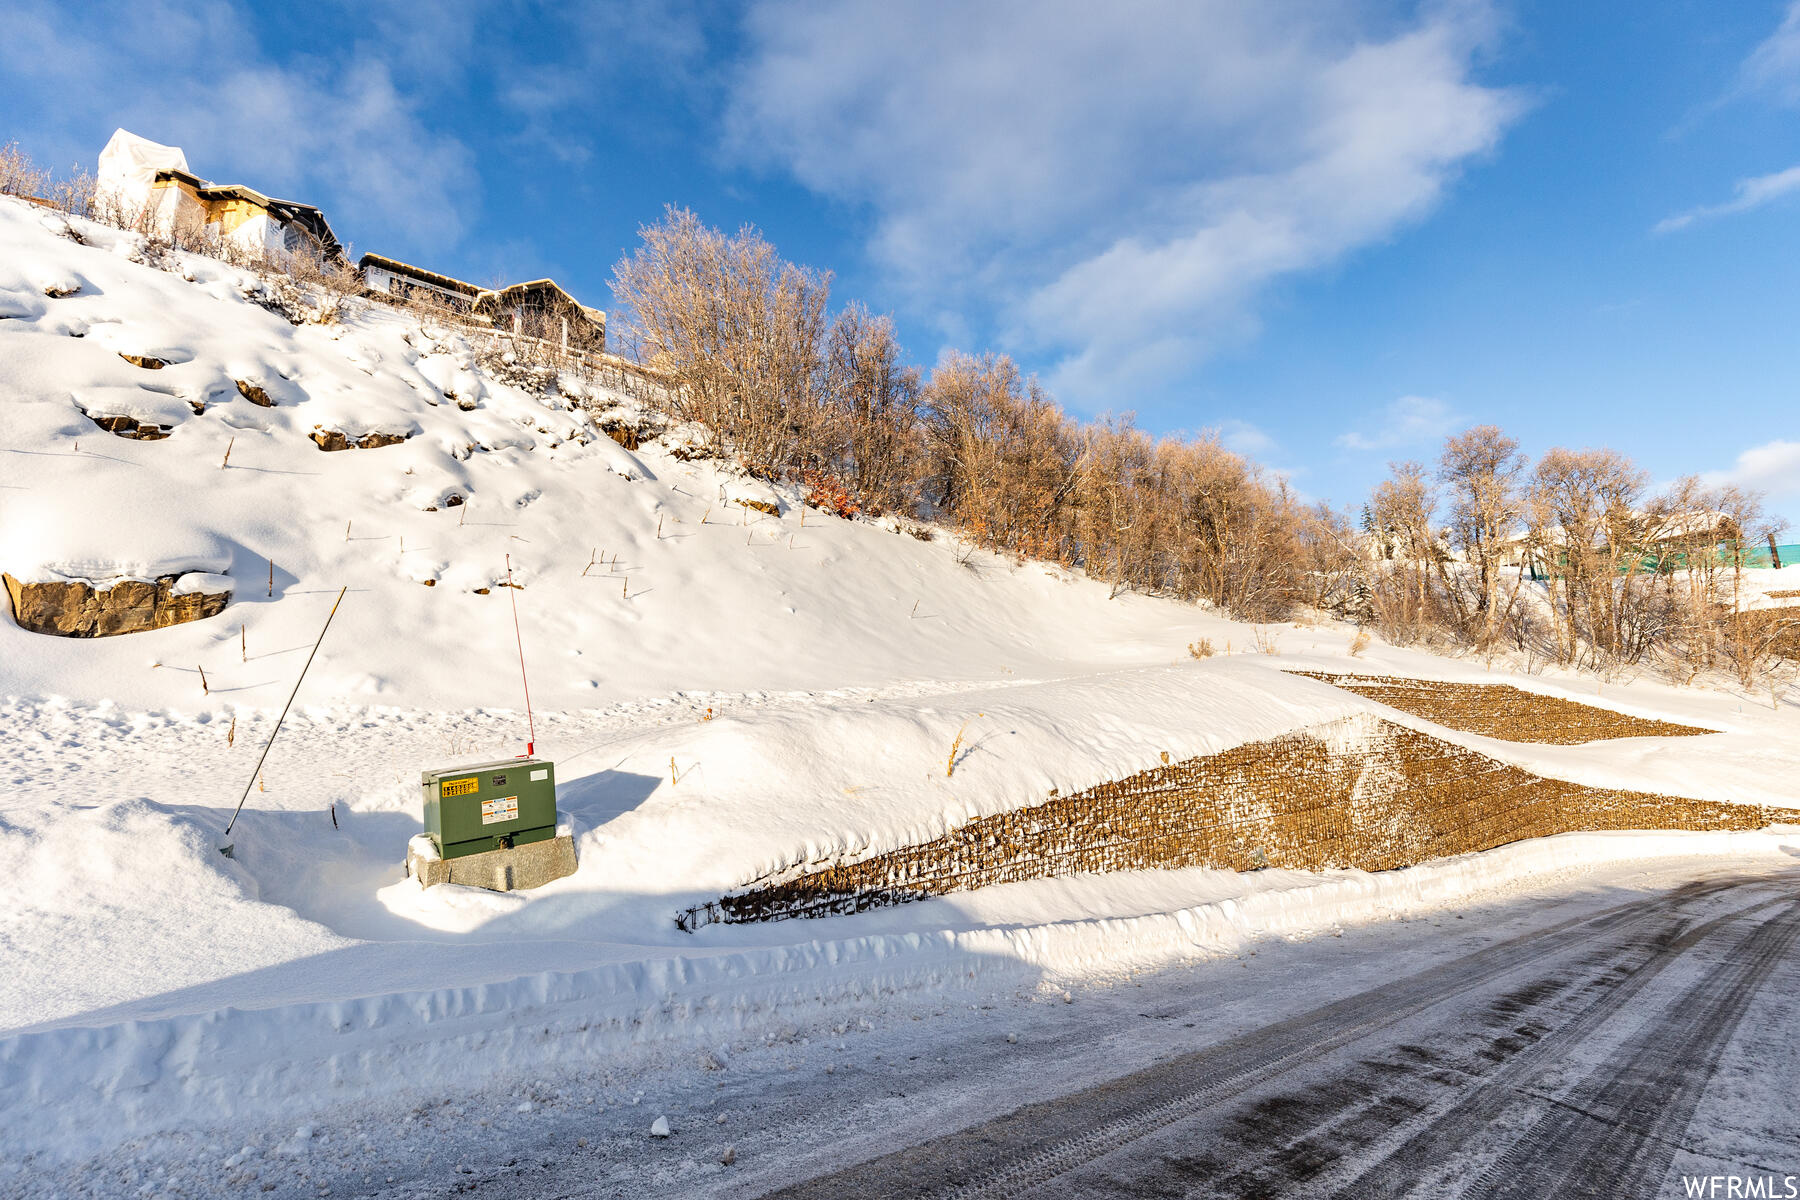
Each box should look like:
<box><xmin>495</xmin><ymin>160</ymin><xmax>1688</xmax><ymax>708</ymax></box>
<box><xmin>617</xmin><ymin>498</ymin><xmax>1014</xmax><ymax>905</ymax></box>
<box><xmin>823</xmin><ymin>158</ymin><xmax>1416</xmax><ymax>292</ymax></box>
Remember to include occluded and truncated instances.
<box><xmin>118</xmin><ymin>352</ymin><xmax>168</xmax><ymax>369</ymax></box>
<box><xmin>234</xmin><ymin>380</ymin><xmax>273</xmax><ymax>407</ymax></box>
<box><xmin>3</xmin><ymin>571</ymin><xmax>232</xmax><ymax>637</ymax></box>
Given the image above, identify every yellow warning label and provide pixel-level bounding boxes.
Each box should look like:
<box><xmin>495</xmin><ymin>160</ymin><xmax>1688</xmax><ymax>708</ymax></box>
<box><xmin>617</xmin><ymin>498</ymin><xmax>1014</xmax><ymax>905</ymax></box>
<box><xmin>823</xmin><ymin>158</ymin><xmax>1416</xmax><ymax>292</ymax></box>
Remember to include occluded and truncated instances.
<box><xmin>440</xmin><ymin>777</ymin><xmax>479</xmax><ymax>798</ymax></box>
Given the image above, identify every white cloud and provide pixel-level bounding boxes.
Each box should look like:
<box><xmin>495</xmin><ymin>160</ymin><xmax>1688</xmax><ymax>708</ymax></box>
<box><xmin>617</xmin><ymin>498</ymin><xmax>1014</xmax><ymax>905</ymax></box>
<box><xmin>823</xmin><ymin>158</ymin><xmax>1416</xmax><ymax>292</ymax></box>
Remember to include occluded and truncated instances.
<box><xmin>0</xmin><ymin>0</ymin><xmax>478</xmax><ymax>250</ymax></box>
<box><xmin>1654</xmin><ymin>165</ymin><xmax>1800</xmax><ymax>234</ymax></box>
<box><xmin>1214</xmin><ymin>419</ymin><xmax>1277</xmax><ymax>458</ymax></box>
<box><xmin>1336</xmin><ymin>395</ymin><xmax>1459</xmax><ymax>452</ymax></box>
<box><xmin>1742</xmin><ymin>2</ymin><xmax>1800</xmax><ymax>104</ymax></box>
<box><xmin>1704</xmin><ymin>439</ymin><xmax>1800</xmax><ymax>510</ymax></box>
<box><xmin>727</xmin><ymin>0</ymin><xmax>1523</xmax><ymax>405</ymax></box>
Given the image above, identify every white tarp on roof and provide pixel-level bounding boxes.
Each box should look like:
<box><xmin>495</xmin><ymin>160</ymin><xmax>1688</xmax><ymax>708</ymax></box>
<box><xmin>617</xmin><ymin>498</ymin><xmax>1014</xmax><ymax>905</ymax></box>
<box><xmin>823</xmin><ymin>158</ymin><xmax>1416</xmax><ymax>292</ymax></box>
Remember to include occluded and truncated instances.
<box><xmin>97</xmin><ymin>129</ymin><xmax>190</xmax><ymax>197</ymax></box>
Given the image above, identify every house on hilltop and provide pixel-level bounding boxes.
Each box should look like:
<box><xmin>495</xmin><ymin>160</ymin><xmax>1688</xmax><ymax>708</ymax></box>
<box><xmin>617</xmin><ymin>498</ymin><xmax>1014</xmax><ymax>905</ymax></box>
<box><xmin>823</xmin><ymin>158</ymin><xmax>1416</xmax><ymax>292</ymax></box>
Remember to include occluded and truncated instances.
<box><xmin>97</xmin><ymin>129</ymin><xmax>342</xmax><ymax>265</ymax></box>
<box><xmin>360</xmin><ymin>254</ymin><xmax>606</xmax><ymax>354</ymax></box>
<box><xmin>358</xmin><ymin>253</ymin><xmax>480</xmax><ymax>312</ymax></box>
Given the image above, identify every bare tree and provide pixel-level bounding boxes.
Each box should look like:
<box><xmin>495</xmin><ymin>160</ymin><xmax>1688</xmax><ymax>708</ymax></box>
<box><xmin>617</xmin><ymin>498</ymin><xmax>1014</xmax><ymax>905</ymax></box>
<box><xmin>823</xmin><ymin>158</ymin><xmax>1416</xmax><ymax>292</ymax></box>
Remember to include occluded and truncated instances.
<box><xmin>1439</xmin><ymin>425</ymin><xmax>1526</xmax><ymax>647</ymax></box>
<box><xmin>821</xmin><ymin>303</ymin><xmax>923</xmax><ymax>514</ymax></box>
<box><xmin>921</xmin><ymin>352</ymin><xmax>1082</xmax><ymax>561</ymax></box>
<box><xmin>1526</xmin><ymin>447</ymin><xmax>1650</xmax><ymax>666</ymax></box>
<box><xmin>1365</xmin><ymin>461</ymin><xmax>1442</xmax><ymax>643</ymax></box>
<box><xmin>611</xmin><ymin>206</ymin><xmax>830</xmax><ymax>472</ymax></box>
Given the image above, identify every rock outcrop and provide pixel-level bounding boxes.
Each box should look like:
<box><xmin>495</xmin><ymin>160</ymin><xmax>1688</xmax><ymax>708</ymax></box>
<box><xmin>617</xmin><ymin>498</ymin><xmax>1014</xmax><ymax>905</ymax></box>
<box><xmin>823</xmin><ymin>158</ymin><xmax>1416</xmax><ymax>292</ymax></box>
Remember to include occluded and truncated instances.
<box><xmin>3</xmin><ymin>571</ymin><xmax>232</xmax><ymax>637</ymax></box>
<box><xmin>84</xmin><ymin>413</ymin><xmax>169</xmax><ymax>441</ymax></box>
<box><xmin>310</xmin><ymin>428</ymin><xmax>410</xmax><ymax>451</ymax></box>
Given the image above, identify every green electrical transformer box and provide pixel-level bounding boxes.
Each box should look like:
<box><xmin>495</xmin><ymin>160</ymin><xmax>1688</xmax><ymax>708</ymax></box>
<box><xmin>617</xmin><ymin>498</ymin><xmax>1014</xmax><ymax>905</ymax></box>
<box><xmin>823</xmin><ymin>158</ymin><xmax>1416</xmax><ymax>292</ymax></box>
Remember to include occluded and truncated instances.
<box><xmin>421</xmin><ymin>757</ymin><xmax>558</xmax><ymax>860</ymax></box>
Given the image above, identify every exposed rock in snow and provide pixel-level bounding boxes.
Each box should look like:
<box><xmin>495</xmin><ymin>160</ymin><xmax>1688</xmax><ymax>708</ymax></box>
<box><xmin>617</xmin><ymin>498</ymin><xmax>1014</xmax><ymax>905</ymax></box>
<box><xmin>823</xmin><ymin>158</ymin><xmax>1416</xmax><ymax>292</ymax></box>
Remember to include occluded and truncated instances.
<box><xmin>4</xmin><ymin>570</ymin><xmax>232</xmax><ymax>637</ymax></box>
<box><xmin>309</xmin><ymin>428</ymin><xmax>413</xmax><ymax>451</ymax></box>
<box><xmin>234</xmin><ymin>379</ymin><xmax>273</xmax><ymax>407</ymax></box>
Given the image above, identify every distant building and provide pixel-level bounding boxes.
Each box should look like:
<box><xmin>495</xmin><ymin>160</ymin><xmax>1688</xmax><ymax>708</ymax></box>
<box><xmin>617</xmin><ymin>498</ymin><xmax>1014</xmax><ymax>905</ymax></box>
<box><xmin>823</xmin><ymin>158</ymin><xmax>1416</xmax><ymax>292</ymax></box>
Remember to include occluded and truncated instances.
<box><xmin>360</xmin><ymin>254</ymin><xmax>606</xmax><ymax>354</ymax></box>
<box><xmin>97</xmin><ymin>129</ymin><xmax>342</xmax><ymax>264</ymax></box>
<box><xmin>358</xmin><ymin>253</ymin><xmax>479</xmax><ymax>312</ymax></box>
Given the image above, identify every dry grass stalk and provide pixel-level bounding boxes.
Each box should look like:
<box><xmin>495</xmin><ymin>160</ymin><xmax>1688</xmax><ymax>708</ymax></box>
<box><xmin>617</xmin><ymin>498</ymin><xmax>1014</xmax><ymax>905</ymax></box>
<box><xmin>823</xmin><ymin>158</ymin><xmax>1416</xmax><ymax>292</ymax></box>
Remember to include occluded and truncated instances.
<box><xmin>1187</xmin><ymin>639</ymin><xmax>1214</xmax><ymax>659</ymax></box>
<box><xmin>946</xmin><ymin>719</ymin><xmax>973</xmax><ymax>777</ymax></box>
<box><xmin>1349</xmin><ymin>628</ymin><xmax>1371</xmax><ymax>657</ymax></box>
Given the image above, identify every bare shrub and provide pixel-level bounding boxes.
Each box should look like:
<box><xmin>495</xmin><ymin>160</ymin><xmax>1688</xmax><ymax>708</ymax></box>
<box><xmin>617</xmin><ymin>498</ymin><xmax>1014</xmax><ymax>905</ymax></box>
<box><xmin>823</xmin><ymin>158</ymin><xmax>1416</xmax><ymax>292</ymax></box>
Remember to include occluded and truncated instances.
<box><xmin>0</xmin><ymin>141</ymin><xmax>49</xmax><ymax>200</ymax></box>
<box><xmin>922</xmin><ymin>351</ymin><xmax>1080</xmax><ymax>565</ymax></box>
<box><xmin>46</xmin><ymin>167</ymin><xmax>96</xmax><ymax>219</ymax></box>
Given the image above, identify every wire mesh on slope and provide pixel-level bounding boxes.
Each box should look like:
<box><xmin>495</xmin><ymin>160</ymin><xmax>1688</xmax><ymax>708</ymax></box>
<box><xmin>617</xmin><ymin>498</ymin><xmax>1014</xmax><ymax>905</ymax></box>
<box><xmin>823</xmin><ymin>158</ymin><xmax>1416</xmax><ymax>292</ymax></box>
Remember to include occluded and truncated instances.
<box><xmin>677</xmin><ymin>714</ymin><xmax>1792</xmax><ymax>930</ymax></box>
<box><xmin>1288</xmin><ymin>673</ymin><xmax>1714</xmax><ymax>744</ymax></box>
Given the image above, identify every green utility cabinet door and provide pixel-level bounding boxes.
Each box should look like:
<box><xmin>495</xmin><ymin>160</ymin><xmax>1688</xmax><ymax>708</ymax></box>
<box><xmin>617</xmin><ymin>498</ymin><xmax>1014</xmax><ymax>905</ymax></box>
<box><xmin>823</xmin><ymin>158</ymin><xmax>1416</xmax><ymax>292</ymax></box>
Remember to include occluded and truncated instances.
<box><xmin>421</xmin><ymin>757</ymin><xmax>557</xmax><ymax>859</ymax></box>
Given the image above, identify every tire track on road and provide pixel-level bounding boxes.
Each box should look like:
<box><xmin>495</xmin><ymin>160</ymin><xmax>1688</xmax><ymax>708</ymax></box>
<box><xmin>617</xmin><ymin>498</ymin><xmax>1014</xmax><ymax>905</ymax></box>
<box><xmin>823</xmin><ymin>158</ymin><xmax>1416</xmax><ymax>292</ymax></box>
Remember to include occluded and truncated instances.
<box><xmin>759</xmin><ymin>875</ymin><xmax>1764</xmax><ymax>1200</ymax></box>
<box><xmin>1313</xmin><ymin>894</ymin><xmax>1794</xmax><ymax>1199</ymax></box>
<box><xmin>1463</xmin><ymin>899</ymin><xmax>1800</xmax><ymax>1199</ymax></box>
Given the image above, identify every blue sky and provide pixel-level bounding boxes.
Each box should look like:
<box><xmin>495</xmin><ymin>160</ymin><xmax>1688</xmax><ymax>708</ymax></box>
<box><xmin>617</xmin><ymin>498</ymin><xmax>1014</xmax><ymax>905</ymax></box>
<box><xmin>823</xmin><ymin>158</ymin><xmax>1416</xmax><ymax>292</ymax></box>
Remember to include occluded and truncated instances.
<box><xmin>5</xmin><ymin>0</ymin><xmax>1797</xmax><ymax>526</ymax></box>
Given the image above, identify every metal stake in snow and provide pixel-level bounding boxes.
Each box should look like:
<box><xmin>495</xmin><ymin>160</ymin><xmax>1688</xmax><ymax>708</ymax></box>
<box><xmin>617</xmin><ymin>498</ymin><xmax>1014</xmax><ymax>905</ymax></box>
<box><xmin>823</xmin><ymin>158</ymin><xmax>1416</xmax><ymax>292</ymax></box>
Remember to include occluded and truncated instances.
<box><xmin>221</xmin><ymin>586</ymin><xmax>347</xmax><ymax>850</ymax></box>
<box><xmin>506</xmin><ymin>553</ymin><xmax>537</xmax><ymax>756</ymax></box>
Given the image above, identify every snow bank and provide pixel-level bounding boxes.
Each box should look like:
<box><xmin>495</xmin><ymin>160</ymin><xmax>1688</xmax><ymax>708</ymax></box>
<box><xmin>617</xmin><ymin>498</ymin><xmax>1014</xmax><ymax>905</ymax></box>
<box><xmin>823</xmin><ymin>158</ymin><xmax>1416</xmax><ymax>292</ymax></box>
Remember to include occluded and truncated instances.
<box><xmin>4</xmin><ymin>826</ymin><xmax>1794</xmax><ymax>1159</ymax></box>
<box><xmin>0</xmin><ymin>491</ymin><xmax>234</xmax><ymax>585</ymax></box>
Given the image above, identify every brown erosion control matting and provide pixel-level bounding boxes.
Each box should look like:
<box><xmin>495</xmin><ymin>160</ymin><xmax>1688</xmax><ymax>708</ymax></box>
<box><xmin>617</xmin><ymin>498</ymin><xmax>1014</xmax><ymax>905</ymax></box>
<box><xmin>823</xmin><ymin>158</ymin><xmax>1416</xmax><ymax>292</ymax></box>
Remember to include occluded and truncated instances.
<box><xmin>678</xmin><ymin>714</ymin><xmax>1793</xmax><ymax>930</ymax></box>
<box><xmin>1289</xmin><ymin>672</ymin><xmax>1714</xmax><ymax>744</ymax></box>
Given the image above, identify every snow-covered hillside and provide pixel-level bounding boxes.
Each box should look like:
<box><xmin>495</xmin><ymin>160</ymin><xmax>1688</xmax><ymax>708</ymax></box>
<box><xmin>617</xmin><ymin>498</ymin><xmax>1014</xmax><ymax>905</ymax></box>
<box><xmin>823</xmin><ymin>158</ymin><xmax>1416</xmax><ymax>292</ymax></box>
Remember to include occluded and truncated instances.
<box><xmin>3</xmin><ymin>196</ymin><xmax>1798</xmax><ymax>1177</ymax></box>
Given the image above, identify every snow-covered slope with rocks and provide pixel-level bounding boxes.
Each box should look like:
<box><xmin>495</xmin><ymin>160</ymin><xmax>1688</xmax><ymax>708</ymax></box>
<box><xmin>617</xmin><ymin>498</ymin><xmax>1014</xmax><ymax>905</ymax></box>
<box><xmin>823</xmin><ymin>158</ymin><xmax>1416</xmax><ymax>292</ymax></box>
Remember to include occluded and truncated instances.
<box><xmin>3</xmin><ymin>196</ymin><xmax>1798</xmax><ymax>1177</ymax></box>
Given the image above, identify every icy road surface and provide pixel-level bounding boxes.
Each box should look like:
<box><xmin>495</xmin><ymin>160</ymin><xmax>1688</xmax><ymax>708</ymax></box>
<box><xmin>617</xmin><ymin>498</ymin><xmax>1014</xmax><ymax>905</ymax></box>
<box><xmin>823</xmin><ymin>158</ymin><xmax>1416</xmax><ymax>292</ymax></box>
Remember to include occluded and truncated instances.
<box><xmin>760</xmin><ymin>868</ymin><xmax>1800</xmax><ymax>1200</ymax></box>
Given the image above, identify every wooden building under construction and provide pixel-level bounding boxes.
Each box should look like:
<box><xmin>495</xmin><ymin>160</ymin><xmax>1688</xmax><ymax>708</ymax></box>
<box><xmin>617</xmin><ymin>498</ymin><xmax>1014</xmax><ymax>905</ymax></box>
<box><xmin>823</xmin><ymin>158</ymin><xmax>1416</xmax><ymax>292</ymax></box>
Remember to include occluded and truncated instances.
<box><xmin>359</xmin><ymin>253</ymin><xmax>606</xmax><ymax>355</ymax></box>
